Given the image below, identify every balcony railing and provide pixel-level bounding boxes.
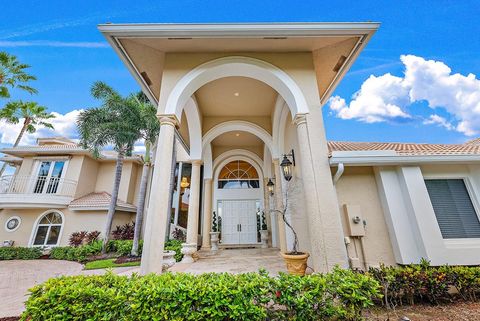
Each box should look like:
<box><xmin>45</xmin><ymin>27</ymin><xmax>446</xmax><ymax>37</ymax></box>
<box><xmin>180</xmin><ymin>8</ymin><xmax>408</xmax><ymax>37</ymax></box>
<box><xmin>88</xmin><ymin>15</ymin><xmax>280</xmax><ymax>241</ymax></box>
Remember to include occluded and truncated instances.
<box><xmin>0</xmin><ymin>175</ymin><xmax>77</xmax><ymax>197</ymax></box>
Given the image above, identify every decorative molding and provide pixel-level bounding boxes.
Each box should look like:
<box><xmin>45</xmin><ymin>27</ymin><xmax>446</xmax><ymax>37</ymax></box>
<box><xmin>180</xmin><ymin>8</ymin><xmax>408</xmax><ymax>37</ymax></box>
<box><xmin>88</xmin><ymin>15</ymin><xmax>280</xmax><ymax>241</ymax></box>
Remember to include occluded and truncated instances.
<box><xmin>157</xmin><ymin>114</ymin><xmax>180</xmax><ymax>127</ymax></box>
<box><xmin>292</xmin><ymin>113</ymin><xmax>308</xmax><ymax>127</ymax></box>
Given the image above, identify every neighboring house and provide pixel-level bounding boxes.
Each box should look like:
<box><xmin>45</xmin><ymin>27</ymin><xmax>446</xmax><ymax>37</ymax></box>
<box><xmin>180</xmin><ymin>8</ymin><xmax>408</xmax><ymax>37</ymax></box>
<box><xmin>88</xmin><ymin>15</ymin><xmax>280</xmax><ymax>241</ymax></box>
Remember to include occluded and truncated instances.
<box><xmin>0</xmin><ymin>137</ymin><xmax>142</xmax><ymax>247</ymax></box>
<box><xmin>3</xmin><ymin>22</ymin><xmax>480</xmax><ymax>275</ymax></box>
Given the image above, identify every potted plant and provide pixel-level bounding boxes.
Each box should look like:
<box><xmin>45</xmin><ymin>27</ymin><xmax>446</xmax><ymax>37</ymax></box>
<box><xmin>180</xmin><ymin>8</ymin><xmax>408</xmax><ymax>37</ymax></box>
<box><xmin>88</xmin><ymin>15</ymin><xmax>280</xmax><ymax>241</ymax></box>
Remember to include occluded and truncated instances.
<box><xmin>259</xmin><ymin>211</ymin><xmax>268</xmax><ymax>248</ymax></box>
<box><xmin>271</xmin><ymin>183</ymin><xmax>309</xmax><ymax>276</ymax></box>
<box><xmin>210</xmin><ymin>211</ymin><xmax>220</xmax><ymax>252</ymax></box>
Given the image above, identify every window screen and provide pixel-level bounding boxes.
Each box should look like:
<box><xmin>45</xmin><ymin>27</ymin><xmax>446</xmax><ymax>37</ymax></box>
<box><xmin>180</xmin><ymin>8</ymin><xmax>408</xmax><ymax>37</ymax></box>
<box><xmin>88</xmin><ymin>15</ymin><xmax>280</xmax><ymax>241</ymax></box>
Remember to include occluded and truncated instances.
<box><xmin>425</xmin><ymin>179</ymin><xmax>480</xmax><ymax>239</ymax></box>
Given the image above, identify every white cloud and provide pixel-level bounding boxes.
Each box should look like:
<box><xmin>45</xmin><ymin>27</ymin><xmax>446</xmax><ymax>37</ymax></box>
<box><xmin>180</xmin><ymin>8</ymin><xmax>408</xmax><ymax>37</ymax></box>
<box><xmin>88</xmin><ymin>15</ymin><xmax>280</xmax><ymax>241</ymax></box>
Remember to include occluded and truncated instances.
<box><xmin>423</xmin><ymin>114</ymin><xmax>454</xmax><ymax>131</ymax></box>
<box><xmin>329</xmin><ymin>55</ymin><xmax>480</xmax><ymax>136</ymax></box>
<box><xmin>0</xmin><ymin>109</ymin><xmax>81</xmax><ymax>146</ymax></box>
<box><xmin>0</xmin><ymin>40</ymin><xmax>109</xmax><ymax>48</ymax></box>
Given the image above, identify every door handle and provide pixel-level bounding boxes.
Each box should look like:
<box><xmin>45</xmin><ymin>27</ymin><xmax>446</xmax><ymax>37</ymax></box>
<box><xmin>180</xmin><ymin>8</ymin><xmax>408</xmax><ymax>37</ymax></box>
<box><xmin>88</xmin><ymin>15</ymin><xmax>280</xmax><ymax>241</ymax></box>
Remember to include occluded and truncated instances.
<box><xmin>239</xmin><ymin>224</ymin><xmax>242</xmax><ymax>232</ymax></box>
<box><xmin>237</xmin><ymin>224</ymin><xmax>239</xmax><ymax>232</ymax></box>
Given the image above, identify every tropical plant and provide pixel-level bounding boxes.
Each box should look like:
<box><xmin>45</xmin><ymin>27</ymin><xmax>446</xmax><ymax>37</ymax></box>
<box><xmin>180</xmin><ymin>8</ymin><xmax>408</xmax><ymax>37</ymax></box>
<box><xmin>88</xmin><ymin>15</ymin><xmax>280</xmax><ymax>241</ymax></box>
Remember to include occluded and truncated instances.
<box><xmin>77</xmin><ymin>81</ymin><xmax>142</xmax><ymax>253</ymax></box>
<box><xmin>0</xmin><ymin>100</ymin><xmax>55</xmax><ymax>176</ymax></box>
<box><xmin>130</xmin><ymin>92</ymin><xmax>160</xmax><ymax>256</ymax></box>
<box><xmin>0</xmin><ymin>51</ymin><xmax>37</xmax><ymax>99</ymax></box>
<box><xmin>112</xmin><ymin>222</ymin><xmax>135</xmax><ymax>240</ymax></box>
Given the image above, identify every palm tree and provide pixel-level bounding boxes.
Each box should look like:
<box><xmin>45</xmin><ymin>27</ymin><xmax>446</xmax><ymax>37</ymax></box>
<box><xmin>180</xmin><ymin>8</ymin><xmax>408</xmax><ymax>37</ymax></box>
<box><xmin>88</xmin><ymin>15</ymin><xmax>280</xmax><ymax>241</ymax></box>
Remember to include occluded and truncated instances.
<box><xmin>77</xmin><ymin>81</ymin><xmax>142</xmax><ymax>253</ymax></box>
<box><xmin>0</xmin><ymin>51</ymin><xmax>37</xmax><ymax>98</ymax></box>
<box><xmin>0</xmin><ymin>101</ymin><xmax>55</xmax><ymax>176</ymax></box>
<box><xmin>131</xmin><ymin>93</ymin><xmax>160</xmax><ymax>256</ymax></box>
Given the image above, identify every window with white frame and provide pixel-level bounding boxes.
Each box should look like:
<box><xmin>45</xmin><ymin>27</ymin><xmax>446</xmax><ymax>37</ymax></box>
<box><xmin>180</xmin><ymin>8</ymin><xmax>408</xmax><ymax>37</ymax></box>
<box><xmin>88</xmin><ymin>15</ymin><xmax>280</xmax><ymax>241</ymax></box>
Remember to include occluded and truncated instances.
<box><xmin>33</xmin><ymin>160</ymin><xmax>66</xmax><ymax>194</ymax></box>
<box><xmin>425</xmin><ymin>179</ymin><xmax>480</xmax><ymax>239</ymax></box>
<box><xmin>217</xmin><ymin>160</ymin><xmax>260</xmax><ymax>189</ymax></box>
<box><xmin>32</xmin><ymin>211</ymin><xmax>63</xmax><ymax>246</ymax></box>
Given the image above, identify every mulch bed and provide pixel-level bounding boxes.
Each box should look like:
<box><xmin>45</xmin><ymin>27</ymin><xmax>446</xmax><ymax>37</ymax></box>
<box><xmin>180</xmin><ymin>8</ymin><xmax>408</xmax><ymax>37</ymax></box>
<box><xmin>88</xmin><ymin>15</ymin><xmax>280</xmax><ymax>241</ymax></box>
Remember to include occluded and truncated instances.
<box><xmin>365</xmin><ymin>301</ymin><xmax>480</xmax><ymax>321</ymax></box>
<box><xmin>0</xmin><ymin>317</ymin><xmax>20</xmax><ymax>321</ymax></box>
<box><xmin>114</xmin><ymin>256</ymin><xmax>141</xmax><ymax>264</ymax></box>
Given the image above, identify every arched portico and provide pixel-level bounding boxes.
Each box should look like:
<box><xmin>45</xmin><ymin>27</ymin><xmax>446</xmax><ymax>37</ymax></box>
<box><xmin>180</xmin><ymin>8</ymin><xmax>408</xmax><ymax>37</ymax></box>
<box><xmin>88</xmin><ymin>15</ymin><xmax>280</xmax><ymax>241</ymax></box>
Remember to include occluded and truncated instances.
<box><xmin>142</xmin><ymin>54</ymin><xmax>348</xmax><ymax>274</ymax></box>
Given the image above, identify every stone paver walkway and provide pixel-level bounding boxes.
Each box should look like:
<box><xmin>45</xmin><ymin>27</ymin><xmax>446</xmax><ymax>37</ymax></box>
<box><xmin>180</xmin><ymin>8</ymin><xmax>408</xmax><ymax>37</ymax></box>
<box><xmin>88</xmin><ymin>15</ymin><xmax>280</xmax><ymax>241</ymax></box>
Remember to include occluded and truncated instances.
<box><xmin>0</xmin><ymin>248</ymin><xmax>285</xmax><ymax>317</ymax></box>
<box><xmin>0</xmin><ymin>260</ymin><xmax>137</xmax><ymax>318</ymax></box>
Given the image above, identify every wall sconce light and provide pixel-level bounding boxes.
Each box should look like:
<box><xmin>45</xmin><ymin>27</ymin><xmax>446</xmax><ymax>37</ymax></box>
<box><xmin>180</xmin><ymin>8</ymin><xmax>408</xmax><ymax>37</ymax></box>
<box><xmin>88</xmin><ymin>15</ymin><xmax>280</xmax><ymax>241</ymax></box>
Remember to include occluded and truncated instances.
<box><xmin>267</xmin><ymin>178</ymin><xmax>275</xmax><ymax>196</ymax></box>
<box><xmin>180</xmin><ymin>177</ymin><xmax>190</xmax><ymax>188</ymax></box>
<box><xmin>280</xmin><ymin>149</ymin><xmax>295</xmax><ymax>181</ymax></box>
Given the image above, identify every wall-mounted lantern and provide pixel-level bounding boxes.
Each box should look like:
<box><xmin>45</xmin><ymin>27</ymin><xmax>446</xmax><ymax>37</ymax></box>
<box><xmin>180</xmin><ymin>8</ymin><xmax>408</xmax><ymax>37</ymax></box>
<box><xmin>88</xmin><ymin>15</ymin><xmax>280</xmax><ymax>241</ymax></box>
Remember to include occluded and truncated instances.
<box><xmin>280</xmin><ymin>149</ymin><xmax>295</xmax><ymax>181</ymax></box>
<box><xmin>267</xmin><ymin>178</ymin><xmax>275</xmax><ymax>196</ymax></box>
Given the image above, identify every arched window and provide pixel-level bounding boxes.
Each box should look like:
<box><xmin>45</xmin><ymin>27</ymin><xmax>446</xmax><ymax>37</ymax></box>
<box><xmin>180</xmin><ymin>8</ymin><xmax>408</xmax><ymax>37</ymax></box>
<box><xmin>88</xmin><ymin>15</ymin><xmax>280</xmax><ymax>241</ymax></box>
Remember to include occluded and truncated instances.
<box><xmin>218</xmin><ymin>160</ymin><xmax>259</xmax><ymax>189</ymax></box>
<box><xmin>32</xmin><ymin>211</ymin><xmax>63</xmax><ymax>246</ymax></box>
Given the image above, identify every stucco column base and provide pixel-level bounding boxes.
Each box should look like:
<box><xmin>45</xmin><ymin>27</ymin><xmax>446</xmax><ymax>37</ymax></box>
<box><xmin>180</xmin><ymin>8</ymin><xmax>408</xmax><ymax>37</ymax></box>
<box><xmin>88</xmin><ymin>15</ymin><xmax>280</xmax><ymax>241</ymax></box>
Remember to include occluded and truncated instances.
<box><xmin>181</xmin><ymin>243</ymin><xmax>197</xmax><ymax>263</ymax></box>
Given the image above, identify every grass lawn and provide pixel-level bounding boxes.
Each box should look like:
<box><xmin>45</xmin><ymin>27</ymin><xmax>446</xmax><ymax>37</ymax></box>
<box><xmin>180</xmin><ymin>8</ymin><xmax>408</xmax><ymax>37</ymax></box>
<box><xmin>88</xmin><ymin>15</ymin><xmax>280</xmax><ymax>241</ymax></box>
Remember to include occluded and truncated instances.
<box><xmin>84</xmin><ymin>258</ymin><xmax>140</xmax><ymax>270</ymax></box>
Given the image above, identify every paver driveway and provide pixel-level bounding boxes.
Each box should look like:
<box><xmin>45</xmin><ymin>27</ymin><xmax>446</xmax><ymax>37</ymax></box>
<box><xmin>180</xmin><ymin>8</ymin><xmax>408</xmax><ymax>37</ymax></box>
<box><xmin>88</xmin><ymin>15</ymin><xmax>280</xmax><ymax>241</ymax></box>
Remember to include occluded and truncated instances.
<box><xmin>0</xmin><ymin>260</ymin><xmax>137</xmax><ymax>318</ymax></box>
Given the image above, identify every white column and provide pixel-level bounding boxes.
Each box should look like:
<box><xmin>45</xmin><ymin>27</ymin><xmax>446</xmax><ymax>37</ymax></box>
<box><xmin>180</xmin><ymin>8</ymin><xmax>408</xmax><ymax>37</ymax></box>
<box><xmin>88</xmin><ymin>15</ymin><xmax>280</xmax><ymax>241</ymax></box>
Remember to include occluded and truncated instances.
<box><xmin>201</xmin><ymin>178</ymin><xmax>213</xmax><ymax>249</ymax></box>
<box><xmin>140</xmin><ymin>115</ymin><xmax>178</xmax><ymax>275</ymax></box>
<box><xmin>181</xmin><ymin>159</ymin><xmax>201</xmax><ymax>263</ymax></box>
<box><xmin>294</xmin><ymin>114</ymin><xmax>348</xmax><ymax>272</ymax></box>
<box><xmin>273</xmin><ymin>158</ymin><xmax>287</xmax><ymax>253</ymax></box>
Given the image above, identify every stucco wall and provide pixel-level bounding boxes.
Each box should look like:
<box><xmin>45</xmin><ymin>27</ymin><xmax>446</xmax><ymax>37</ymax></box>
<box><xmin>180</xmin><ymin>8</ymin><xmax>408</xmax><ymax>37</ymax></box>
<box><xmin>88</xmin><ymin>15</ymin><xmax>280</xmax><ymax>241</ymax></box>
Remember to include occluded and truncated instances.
<box><xmin>0</xmin><ymin>208</ymin><xmax>134</xmax><ymax>247</ymax></box>
<box><xmin>334</xmin><ymin>167</ymin><xmax>396</xmax><ymax>267</ymax></box>
<box><xmin>73</xmin><ymin>156</ymin><xmax>99</xmax><ymax>198</ymax></box>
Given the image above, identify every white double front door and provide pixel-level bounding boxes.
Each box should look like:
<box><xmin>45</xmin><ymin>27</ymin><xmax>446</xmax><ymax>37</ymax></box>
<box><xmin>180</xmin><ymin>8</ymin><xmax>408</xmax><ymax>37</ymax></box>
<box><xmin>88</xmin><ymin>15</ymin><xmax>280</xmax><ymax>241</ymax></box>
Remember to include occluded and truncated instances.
<box><xmin>220</xmin><ymin>200</ymin><xmax>258</xmax><ymax>245</ymax></box>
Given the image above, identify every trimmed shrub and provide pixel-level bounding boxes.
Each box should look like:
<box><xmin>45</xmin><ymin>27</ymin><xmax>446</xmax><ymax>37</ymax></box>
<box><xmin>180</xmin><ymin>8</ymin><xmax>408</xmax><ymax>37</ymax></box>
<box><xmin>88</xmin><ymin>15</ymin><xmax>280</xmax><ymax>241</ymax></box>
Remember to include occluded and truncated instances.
<box><xmin>49</xmin><ymin>240</ymin><xmax>102</xmax><ymax>262</ymax></box>
<box><xmin>0</xmin><ymin>247</ymin><xmax>42</xmax><ymax>260</ymax></box>
<box><xmin>107</xmin><ymin>239</ymin><xmax>183</xmax><ymax>262</ymax></box>
<box><xmin>21</xmin><ymin>268</ymin><xmax>380</xmax><ymax>321</ymax></box>
<box><xmin>368</xmin><ymin>261</ymin><xmax>480</xmax><ymax>307</ymax></box>
<box><xmin>165</xmin><ymin>239</ymin><xmax>183</xmax><ymax>262</ymax></box>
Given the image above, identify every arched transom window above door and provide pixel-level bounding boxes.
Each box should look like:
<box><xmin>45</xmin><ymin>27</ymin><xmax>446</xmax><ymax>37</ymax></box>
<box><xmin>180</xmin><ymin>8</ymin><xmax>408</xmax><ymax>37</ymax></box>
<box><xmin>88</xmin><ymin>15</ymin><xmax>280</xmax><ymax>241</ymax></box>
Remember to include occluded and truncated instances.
<box><xmin>218</xmin><ymin>160</ymin><xmax>259</xmax><ymax>189</ymax></box>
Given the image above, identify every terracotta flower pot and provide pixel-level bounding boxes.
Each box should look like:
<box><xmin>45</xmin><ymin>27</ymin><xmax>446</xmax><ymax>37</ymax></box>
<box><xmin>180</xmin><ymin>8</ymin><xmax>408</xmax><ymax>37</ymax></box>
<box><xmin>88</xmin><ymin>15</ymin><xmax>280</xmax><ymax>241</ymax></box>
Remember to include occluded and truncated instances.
<box><xmin>281</xmin><ymin>252</ymin><xmax>310</xmax><ymax>276</ymax></box>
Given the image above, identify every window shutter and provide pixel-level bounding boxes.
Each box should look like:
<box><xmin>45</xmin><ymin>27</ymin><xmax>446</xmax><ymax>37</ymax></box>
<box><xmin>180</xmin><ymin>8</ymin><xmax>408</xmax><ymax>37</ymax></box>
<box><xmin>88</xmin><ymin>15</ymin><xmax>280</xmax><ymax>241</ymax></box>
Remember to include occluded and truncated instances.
<box><xmin>425</xmin><ymin>179</ymin><xmax>480</xmax><ymax>239</ymax></box>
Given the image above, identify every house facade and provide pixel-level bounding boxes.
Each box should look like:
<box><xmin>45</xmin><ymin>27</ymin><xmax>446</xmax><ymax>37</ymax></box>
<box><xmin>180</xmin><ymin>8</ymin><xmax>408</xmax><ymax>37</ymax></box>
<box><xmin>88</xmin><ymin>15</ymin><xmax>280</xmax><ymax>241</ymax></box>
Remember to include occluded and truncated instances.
<box><xmin>0</xmin><ymin>137</ymin><xmax>142</xmax><ymax>247</ymax></box>
<box><xmin>2</xmin><ymin>23</ymin><xmax>480</xmax><ymax>275</ymax></box>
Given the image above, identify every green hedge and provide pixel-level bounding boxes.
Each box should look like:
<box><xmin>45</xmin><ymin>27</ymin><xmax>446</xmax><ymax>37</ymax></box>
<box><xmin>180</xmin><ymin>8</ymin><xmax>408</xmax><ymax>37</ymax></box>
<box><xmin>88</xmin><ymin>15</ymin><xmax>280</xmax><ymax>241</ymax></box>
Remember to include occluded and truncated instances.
<box><xmin>108</xmin><ymin>239</ymin><xmax>184</xmax><ymax>262</ymax></box>
<box><xmin>369</xmin><ymin>261</ymin><xmax>480</xmax><ymax>306</ymax></box>
<box><xmin>0</xmin><ymin>247</ymin><xmax>42</xmax><ymax>260</ymax></box>
<box><xmin>21</xmin><ymin>268</ymin><xmax>380</xmax><ymax>321</ymax></box>
<box><xmin>49</xmin><ymin>240</ymin><xmax>102</xmax><ymax>262</ymax></box>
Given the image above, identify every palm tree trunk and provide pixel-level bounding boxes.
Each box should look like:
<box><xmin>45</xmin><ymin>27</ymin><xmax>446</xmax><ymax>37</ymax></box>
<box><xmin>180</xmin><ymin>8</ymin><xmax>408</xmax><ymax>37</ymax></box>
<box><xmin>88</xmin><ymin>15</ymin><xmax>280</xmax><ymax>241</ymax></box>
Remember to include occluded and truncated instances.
<box><xmin>131</xmin><ymin>141</ymin><xmax>151</xmax><ymax>256</ymax></box>
<box><xmin>0</xmin><ymin>119</ymin><xmax>29</xmax><ymax>177</ymax></box>
<box><xmin>102</xmin><ymin>150</ymin><xmax>125</xmax><ymax>253</ymax></box>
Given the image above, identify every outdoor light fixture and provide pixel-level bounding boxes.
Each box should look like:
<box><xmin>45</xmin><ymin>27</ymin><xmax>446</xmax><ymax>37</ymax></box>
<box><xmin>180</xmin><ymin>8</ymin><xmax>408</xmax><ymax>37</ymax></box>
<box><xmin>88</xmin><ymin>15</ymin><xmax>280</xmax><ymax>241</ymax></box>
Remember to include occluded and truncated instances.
<box><xmin>280</xmin><ymin>149</ymin><xmax>295</xmax><ymax>181</ymax></box>
<box><xmin>180</xmin><ymin>177</ymin><xmax>190</xmax><ymax>188</ymax></box>
<box><xmin>267</xmin><ymin>178</ymin><xmax>275</xmax><ymax>196</ymax></box>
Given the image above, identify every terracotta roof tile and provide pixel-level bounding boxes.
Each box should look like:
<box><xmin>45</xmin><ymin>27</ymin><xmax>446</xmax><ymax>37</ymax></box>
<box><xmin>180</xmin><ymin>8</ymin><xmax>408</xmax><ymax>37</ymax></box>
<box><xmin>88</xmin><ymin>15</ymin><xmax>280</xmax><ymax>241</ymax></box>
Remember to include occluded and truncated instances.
<box><xmin>328</xmin><ymin>141</ymin><xmax>480</xmax><ymax>156</ymax></box>
<box><xmin>69</xmin><ymin>192</ymin><xmax>136</xmax><ymax>211</ymax></box>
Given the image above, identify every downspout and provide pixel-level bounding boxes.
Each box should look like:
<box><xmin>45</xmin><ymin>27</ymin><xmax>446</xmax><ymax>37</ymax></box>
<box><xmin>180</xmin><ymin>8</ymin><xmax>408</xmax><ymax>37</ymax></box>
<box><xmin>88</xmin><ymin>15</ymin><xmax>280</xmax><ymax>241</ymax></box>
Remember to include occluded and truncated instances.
<box><xmin>333</xmin><ymin>163</ymin><xmax>344</xmax><ymax>185</ymax></box>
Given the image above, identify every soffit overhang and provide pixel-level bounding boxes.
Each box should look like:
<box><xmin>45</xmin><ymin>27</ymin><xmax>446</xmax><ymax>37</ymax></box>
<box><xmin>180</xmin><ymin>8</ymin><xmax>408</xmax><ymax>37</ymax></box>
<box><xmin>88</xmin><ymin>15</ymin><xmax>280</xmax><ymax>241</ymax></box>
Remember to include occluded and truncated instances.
<box><xmin>98</xmin><ymin>22</ymin><xmax>380</xmax><ymax>106</ymax></box>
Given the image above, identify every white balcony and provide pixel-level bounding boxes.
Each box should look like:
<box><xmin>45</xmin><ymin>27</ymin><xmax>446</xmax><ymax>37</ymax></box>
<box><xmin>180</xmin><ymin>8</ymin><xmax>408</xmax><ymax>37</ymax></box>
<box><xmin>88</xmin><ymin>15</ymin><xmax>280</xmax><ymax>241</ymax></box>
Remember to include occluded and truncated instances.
<box><xmin>0</xmin><ymin>175</ymin><xmax>77</xmax><ymax>208</ymax></box>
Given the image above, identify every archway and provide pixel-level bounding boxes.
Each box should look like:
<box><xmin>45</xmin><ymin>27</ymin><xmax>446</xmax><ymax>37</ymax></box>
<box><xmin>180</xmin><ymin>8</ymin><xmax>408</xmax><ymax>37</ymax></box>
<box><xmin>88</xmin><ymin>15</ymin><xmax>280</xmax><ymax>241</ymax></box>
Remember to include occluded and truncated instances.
<box><xmin>164</xmin><ymin>56</ymin><xmax>309</xmax><ymax>121</ymax></box>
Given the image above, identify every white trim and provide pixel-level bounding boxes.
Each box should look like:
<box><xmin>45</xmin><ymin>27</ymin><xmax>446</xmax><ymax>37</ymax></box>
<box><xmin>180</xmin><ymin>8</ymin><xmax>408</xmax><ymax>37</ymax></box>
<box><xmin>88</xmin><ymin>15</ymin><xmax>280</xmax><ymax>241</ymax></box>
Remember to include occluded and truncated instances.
<box><xmin>4</xmin><ymin>216</ymin><xmax>21</xmax><ymax>232</ymax></box>
<box><xmin>330</xmin><ymin>154</ymin><xmax>480</xmax><ymax>166</ymax></box>
<box><xmin>98</xmin><ymin>22</ymin><xmax>380</xmax><ymax>37</ymax></box>
<box><xmin>182</xmin><ymin>97</ymin><xmax>202</xmax><ymax>160</ymax></box>
<box><xmin>164</xmin><ymin>56</ymin><xmax>309</xmax><ymax>121</ymax></box>
<box><xmin>28</xmin><ymin>210</ymin><xmax>65</xmax><ymax>248</ymax></box>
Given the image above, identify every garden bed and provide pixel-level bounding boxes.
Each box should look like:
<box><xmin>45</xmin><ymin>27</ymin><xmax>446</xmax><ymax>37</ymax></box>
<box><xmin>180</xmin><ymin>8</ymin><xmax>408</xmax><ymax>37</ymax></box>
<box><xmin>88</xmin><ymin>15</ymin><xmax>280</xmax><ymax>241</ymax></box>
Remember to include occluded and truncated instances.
<box><xmin>365</xmin><ymin>301</ymin><xmax>480</xmax><ymax>321</ymax></box>
<box><xmin>84</xmin><ymin>258</ymin><xmax>141</xmax><ymax>270</ymax></box>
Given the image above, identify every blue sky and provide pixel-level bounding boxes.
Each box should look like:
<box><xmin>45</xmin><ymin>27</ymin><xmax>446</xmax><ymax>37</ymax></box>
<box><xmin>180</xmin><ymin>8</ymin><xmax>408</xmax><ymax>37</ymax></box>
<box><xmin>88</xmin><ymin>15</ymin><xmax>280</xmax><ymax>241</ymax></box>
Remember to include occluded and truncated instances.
<box><xmin>1</xmin><ymin>0</ymin><xmax>479</xmax><ymax>146</ymax></box>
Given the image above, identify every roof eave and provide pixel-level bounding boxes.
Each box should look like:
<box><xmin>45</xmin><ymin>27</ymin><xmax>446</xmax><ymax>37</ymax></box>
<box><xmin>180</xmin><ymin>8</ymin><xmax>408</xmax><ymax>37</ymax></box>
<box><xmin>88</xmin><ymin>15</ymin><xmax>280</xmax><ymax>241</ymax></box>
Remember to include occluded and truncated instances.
<box><xmin>329</xmin><ymin>154</ymin><xmax>480</xmax><ymax>166</ymax></box>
